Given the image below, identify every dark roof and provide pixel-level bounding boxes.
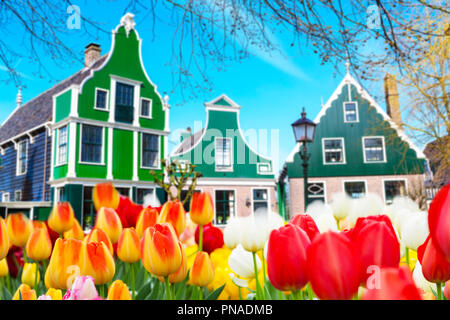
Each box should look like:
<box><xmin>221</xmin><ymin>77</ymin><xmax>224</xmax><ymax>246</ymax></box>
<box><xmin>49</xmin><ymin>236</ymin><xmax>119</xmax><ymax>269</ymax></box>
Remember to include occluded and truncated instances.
<box><xmin>172</xmin><ymin>129</ymin><xmax>204</xmax><ymax>155</ymax></box>
<box><xmin>0</xmin><ymin>55</ymin><xmax>108</xmax><ymax>145</ymax></box>
<box><xmin>423</xmin><ymin>136</ymin><xmax>450</xmax><ymax>187</ymax></box>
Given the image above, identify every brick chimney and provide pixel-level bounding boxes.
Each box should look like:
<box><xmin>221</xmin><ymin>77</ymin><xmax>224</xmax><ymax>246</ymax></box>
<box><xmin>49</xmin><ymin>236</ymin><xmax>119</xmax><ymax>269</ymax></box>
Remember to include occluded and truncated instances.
<box><xmin>384</xmin><ymin>73</ymin><xmax>402</xmax><ymax>128</ymax></box>
<box><xmin>16</xmin><ymin>87</ymin><xmax>22</xmax><ymax>108</ymax></box>
<box><xmin>84</xmin><ymin>43</ymin><xmax>101</xmax><ymax>67</ymax></box>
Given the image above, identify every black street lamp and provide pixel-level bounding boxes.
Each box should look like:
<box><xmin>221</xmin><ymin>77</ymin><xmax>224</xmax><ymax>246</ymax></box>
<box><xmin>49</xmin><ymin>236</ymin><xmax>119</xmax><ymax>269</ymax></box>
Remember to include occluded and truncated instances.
<box><xmin>291</xmin><ymin>108</ymin><xmax>316</xmax><ymax>211</ymax></box>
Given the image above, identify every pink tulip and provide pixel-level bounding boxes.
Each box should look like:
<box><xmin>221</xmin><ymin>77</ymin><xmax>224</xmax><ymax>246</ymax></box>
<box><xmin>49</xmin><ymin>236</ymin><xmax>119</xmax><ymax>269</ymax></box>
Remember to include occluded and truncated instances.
<box><xmin>63</xmin><ymin>276</ymin><xmax>102</xmax><ymax>300</ymax></box>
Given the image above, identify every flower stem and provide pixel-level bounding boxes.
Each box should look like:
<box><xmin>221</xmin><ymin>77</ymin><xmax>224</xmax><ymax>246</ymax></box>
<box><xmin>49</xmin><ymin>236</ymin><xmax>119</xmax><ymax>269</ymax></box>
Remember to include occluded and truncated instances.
<box><xmin>198</xmin><ymin>225</ymin><xmax>203</xmax><ymax>252</ymax></box>
<box><xmin>0</xmin><ymin>277</ymin><xmax>3</xmax><ymax>300</ymax></box>
<box><xmin>34</xmin><ymin>262</ymin><xmax>39</xmax><ymax>297</ymax></box>
<box><xmin>22</xmin><ymin>246</ymin><xmax>28</xmax><ymax>264</ymax></box>
<box><xmin>437</xmin><ymin>282</ymin><xmax>442</xmax><ymax>300</ymax></box>
<box><xmin>405</xmin><ymin>247</ymin><xmax>410</xmax><ymax>268</ymax></box>
<box><xmin>164</xmin><ymin>276</ymin><xmax>171</xmax><ymax>300</ymax></box>
<box><xmin>130</xmin><ymin>263</ymin><xmax>136</xmax><ymax>300</ymax></box>
<box><xmin>252</xmin><ymin>252</ymin><xmax>262</xmax><ymax>300</ymax></box>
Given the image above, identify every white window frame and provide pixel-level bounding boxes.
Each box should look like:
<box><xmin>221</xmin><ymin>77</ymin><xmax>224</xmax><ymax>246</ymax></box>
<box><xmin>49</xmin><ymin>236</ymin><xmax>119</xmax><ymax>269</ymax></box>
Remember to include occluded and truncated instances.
<box><xmin>215</xmin><ymin>137</ymin><xmax>233</xmax><ymax>172</ymax></box>
<box><xmin>140</xmin><ymin>133</ymin><xmax>161</xmax><ymax>170</ymax></box>
<box><xmin>382</xmin><ymin>178</ymin><xmax>408</xmax><ymax>204</ymax></box>
<box><xmin>2</xmin><ymin>192</ymin><xmax>10</xmax><ymax>202</ymax></box>
<box><xmin>79</xmin><ymin>124</ymin><xmax>106</xmax><ymax>166</ymax></box>
<box><xmin>140</xmin><ymin>98</ymin><xmax>153</xmax><ymax>119</ymax></box>
<box><xmin>56</xmin><ymin>125</ymin><xmax>68</xmax><ymax>166</ymax></box>
<box><xmin>343</xmin><ymin>101</ymin><xmax>359</xmax><ymax>123</ymax></box>
<box><xmin>213</xmin><ymin>188</ymin><xmax>237</xmax><ymax>226</ymax></box>
<box><xmin>362</xmin><ymin>136</ymin><xmax>387</xmax><ymax>163</ymax></box>
<box><xmin>16</xmin><ymin>140</ymin><xmax>28</xmax><ymax>176</ymax></box>
<box><xmin>322</xmin><ymin>137</ymin><xmax>346</xmax><ymax>165</ymax></box>
<box><xmin>14</xmin><ymin>190</ymin><xmax>22</xmax><ymax>202</ymax></box>
<box><xmin>251</xmin><ymin>188</ymin><xmax>270</xmax><ymax>214</ymax></box>
<box><xmin>342</xmin><ymin>180</ymin><xmax>367</xmax><ymax>198</ymax></box>
<box><xmin>257</xmin><ymin>163</ymin><xmax>273</xmax><ymax>175</ymax></box>
<box><xmin>307</xmin><ymin>181</ymin><xmax>327</xmax><ymax>204</ymax></box>
<box><xmin>94</xmin><ymin>88</ymin><xmax>110</xmax><ymax>111</ymax></box>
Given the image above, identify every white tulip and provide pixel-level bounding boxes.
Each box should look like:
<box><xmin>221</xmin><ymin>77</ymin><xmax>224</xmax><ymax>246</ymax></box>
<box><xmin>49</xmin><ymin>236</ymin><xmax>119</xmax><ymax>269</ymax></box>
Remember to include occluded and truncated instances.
<box><xmin>228</xmin><ymin>244</ymin><xmax>261</xmax><ymax>279</ymax></box>
<box><xmin>400</xmin><ymin>211</ymin><xmax>429</xmax><ymax>251</ymax></box>
<box><xmin>348</xmin><ymin>193</ymin><xmax>384</xmax><ymax>225</ymax></box>
<box><xmin>413</xmin><ymin>261</ymin><xmax>434</xmax><ymax>293</ymax></box>
<box><xmin>330</xmin><ymin>192</ymin><xmax>351</xmax><ymax>220</ymax></box>
<box><xmin>223</xmin><ymin>217</ymin><xmax>242</xmax><ymax>249</ymax></box>
<box><xmin>305</xmin><ymin>201</ymin><xmax>337</xmax><ymax>233</ymax></box>
<box><xmin>239</xmin><ymin>216</ymin><xmax>267</xmax><ymax>252</ymax></box>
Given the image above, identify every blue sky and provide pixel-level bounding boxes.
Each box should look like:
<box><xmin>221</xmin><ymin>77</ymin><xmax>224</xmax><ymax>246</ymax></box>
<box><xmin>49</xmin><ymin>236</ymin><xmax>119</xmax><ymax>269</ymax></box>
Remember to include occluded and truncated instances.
<box><xmin>0</xmin><ymin>2</ymin><xmax>389</xmax><ymax>174</ymax></box>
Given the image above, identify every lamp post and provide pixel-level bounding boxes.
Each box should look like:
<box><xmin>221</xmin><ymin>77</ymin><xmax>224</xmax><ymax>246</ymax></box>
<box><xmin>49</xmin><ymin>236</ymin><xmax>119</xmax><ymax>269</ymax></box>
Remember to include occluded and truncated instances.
<box><xmin>291</xmin><ymin>108</ymin><xmax>316</xmax><ymax>212</ymax></box>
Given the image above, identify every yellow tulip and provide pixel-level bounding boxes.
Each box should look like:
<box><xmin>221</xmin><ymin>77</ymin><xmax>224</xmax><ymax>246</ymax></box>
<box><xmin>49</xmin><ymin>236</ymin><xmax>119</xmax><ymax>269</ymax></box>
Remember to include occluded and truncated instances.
<box><xmin>85</xmin><ymin>228</ymin><xmax>114</xmax><ymax>255</ymax></box>
<box><xmin>95</xmin><ymin>207</ymin><xmax>123</xmax><ymax>244</ymax></box>
<box><xmin>136</xmin><ymin>207</ymin><xmax>159</xmax><ymax>238</ymax></box>
<box><xmin>81</xmin><ymin>241</ymin><xmax>116</xmax><ymax>285</ymax></box>
<box><xmin>45</xmin><ymin>288</ymin><xmax>63</xmax><ymax>300</ymax></box>
<box><xmin>21</xmin><ymin>263</ymin><xmax>40</xmax><ymax>288</ymax></box>
<box><xmin>6</xmin><ymin>213</ymin><xmax>32</xmax><ymax>247</ymax></box>
<box><xmin>64</xmin><ymin>219</ymin><xmax>85</xmax><ymax>240</ymax></box>
<box><xmin>117</xmin><ymin>228</ymin><xmax>140</xmax><ymax>263</ymax></box>
<box><xmin>190</xmin><ymin>251</ymin><xmax>215</xmax><ymax>287</ymax></box>
<box><xmin>168</xmin><ymin>242</ymin><xmax>188</xmax><ymax>284</ymax></box>
<box><xmin>0</xmin><ymin>258</ymin><xmax>8</xmax><ymax>277</ymax></box>
<box><xmin>13</xmin><ymin>284</ymin><xmax>36</xmax><ymax>300</ymax></box>
<box><xmin>48</xmin><ymin>202</ymin><xmax>75</xmax><ymax>234</ymax></box>
<box><xmin>107</xmin><ymin>280</ymin><xmax>132</xmax><ymax>300</ymax></box>
<box><xmin>26</xmin><ymin>228</ymin><xmax>52</xmax><ymax>261</ymax></box>
<box><xmin>93</xmin><ymin>182</ymin><xmax>120</xmax><ymax>211</ymax></box>
<box><xmin>157</xmin><ymin>200</ymin><xmax>186</xmax><ymax>237</ymax></box>
<box><xmin>0</xmin><ymin>217</ymin><xmax>10</xmax><ymax>260</ymax></box>
<box><xmin>189</xmin><ymin>192</ymin><xmax>214</xmax><ymax>226</ymax></box>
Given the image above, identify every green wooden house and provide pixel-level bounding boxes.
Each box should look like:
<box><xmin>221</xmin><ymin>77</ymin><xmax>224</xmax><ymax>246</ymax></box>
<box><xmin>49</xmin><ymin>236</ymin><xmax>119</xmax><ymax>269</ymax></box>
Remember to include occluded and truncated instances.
<box><xmin>279</xmin><ymin>71</ymin><xmax>427</xmax><ymax>216</ymax></box>
<box><xmin>170</xmin><ymin>94</ymin><xmax>277</xmax><ymax>225</ymax></box>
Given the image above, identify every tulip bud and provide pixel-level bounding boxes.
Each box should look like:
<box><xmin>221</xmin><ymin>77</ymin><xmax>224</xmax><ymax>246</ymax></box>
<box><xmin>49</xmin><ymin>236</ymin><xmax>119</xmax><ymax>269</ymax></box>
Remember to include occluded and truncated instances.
<box><xmin>107</xmin><ymin>280</ymin><xmax>132</xmax><ymax>300</ymax></box>
<box><xmin>13</xmin><ymin>284</ymin><xmax>37</xmax><ymax>300</ymax></box>
<box><xmin>140</xmin><ymin>223</ymin><xmax>182</xmax><ymax>277</ymax></box>
<box><xmin>46</xmin><ymin>288</ymin><xmax>63</xmax><ymax>300</ymax></box>
<box><xmin>26</xmin><ymin>228</ymin><xmax>52</xmax><ymax>261</ymax></box>
<box><xmin>228</xmin><ymin>244</ymin><xmax>261</xmax><ymax>279</ymax></box>
<box><xmin>0</xmin><ymin>258</ymin><xmax>9</xmax><ymax>277</ymax></box>
<box><xmin>168</xmin><ymin>242</ymin><xmax>188</xmax><ymax>284</ymax></box>
<box><xmin>21</xmin><ymin>263</ymin><xmax>40</xmax><ymax>288</ymax></box>
<box><xmin>95</xmin><ymin>207</ymin><xmax>123</xmax><ymax>244</ymax></box>
<box><xmin>400</xmin><ymin>211</ymin><xmax>429</xmax><ymax>251</ymax></box>
<box><xmin>290</xmin><ymin>214</ymin><xmax>320</xmax><ymax>241</ymax></box>
<box><xmin>239</xmin><ymin>217</ymin><xmax>266</xmax><ymax>253</ymax></box>
<box><xmin>82</xmin><ymin>241</ymin><xmax>116</xmax><ymax>285</ymax></box>
<box><xmin>117</xmin><ymin>228</ymin><xmax>140</xmax><ymax>263</ymax></box>
<box><xmin>190</xmin><ymin>251</ymin><xmax>215</xmax><ymax>287</ymax></box>
<box><xmin>223</xmin><ymin>218</ymin><xmax>242</xmax><ymax>250</ymax></box>
<box><xmin>136</xmin><ymin>207</ymin><xmax>159</xmax><ymax>238</ymax></box>
<box><xmin>6</xmin><ymin>213</ymin><xmax>32</xmax><ymax>247</ymax></box>
<box><xmin>0</xmin><ymin>217</ymin><xmax>9</xmax><ymax>260</ymax></box>
<box><xmin>190</xmin><ymin>192</ymin><xmax>214</xmax><ymax>226</ymax></box>
<box><xmin>417</xmin><ymin>235</ymin><xmax>450</xmax><ymax>284</ymax></box>
<box><xmin>194</xmin><ymin>223</ymin><xmax>224</xmax><ymax>254</ymax></box>
<box><xmin>48</xmin><ymin>202</ymin><xmax>75</xmax><ymax>234</ymax></box>
<box><xmin>85</xmin><ymin>228</ymin><xmax>113</xmax><ymax>255</ymax></box>
<box><xmin>157</xmin><ymin>200</ymin><xmax>186</xmax><ymax>237</ymax></box>
<box><xmin>64</xmin><ymin>219</ymin><xmax>85</xmax><ymax>240</ymax></box>
<box><xmin>93</xmin><ymin>182</ymin><xmax>120</xmax><ymax>211</ymax></box>
<box><xmin>32</xmin><ymin>220</ymin><xmax>48</xmax><ymax>231</ymax></box>
<box><xmin>428</xmin><ymin>184</ymin><xmax>450</xmax><ymax>258</ymax></box>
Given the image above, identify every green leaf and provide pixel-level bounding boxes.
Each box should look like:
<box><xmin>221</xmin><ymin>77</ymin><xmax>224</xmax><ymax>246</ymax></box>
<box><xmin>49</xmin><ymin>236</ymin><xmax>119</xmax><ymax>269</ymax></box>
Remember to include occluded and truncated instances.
<box><xmin>135</xmin><ymin>281</ymin><xmax>152</xmax><ymax>300</ymax></box>
<box><xmin>2</xmin><ymin>285</ymin><xmax>12</xmax><ymax>300</ymax></box>
<box><xmin>205</xmin><ymin>284</ymin><xmax>225</xmax><ymax>300</ymax></box>
<box><xmin>264</xmin><ymin>285</ymin><xmax>272</xmax><ymax>300</ymax></box>
<box><xmin>135</xmin><ymin>265</ymin><xmax>146</xmax><ymax>290</ymax></box>
<box><xmin>148</xmin><ymin>280</ymin><xmax>161</xmax><ymax>300</ymax></box>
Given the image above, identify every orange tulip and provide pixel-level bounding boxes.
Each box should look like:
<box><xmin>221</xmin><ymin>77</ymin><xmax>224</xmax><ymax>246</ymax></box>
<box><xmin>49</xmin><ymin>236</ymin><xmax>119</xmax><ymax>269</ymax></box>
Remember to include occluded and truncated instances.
<box><xmin>93</xmin><ymin>182</ymin><xmax>120</xmax><ymax>211</ymax></box>
<box><xmin>136</xmin><ymin>207</ymin><xmax>159</xmax><ymax>238</ymax></box>
<box><xmin>26</xmin><ymin>228</ymin><xmax>52</xmax><ymax>261</ymax></box>
<box><xmin>95</xmin><ymin>207</ymin><xmax>123</xmax><ymax>243</ymax></box>
<box><xmin>48</xmin><ymin>202</ymin><xmax>75</xmax><ymax>234</ymax></box>
<box><xmin>0</xmin><ymin>217</ymin><xmax>9</xmax><ymax>260</ymax></box>
<box><xmin>190</xmin><ymin>192</ymin><xmax>214</xmax><ymax>226</ymax></box>
<box><xmin>190</xmin><ymin>251</ymin><xmax>215</xmax><ymax>287</ymax></box>
<box><xmin>117</xmin><ymin>228</ymin><xmax>140</xmax><ymax>263</ymax></box>
<box><xmin>85</xmin><ymin>228</ymin><xmax>113</xmax><ymax>255</ymax></box>
<box><xmin>6</xmin><ymin>213</ymin><xmax>32</xmax><ymax>247</ymax></box>
<box><xmin>32</xmin><ymin>220</ymin><xmax>48</xmax><ymax>231</ymax></box>
<box><xmin>64</xmin><ymin>219</ymin><xmax>85</xmax><ymax>240</ymax></box>
<box><xmin>13</xmin><ymin>284</ymin><xmax>36</xmax><ymax>300</ymax></box>
<box><xmin>82</xmin><ymin>241</ymin><xmax>116</xmax><ymax>285</ymax></box>
<box><xmin>44</xmin><ymin>238</ymin><xmax>84</xmax><ymax>289</ymax></box>
<box><xmin>140</xmin><ymin>223</ymin><xmax>182</xmax><ymax>277</ymax></box>
<box><xmin>168</xmin><ymin>242</ymin><xmax>188</xmax><ymax>284</ymax></box>
<box><xmin>157</xmin><ymin>200</ymin><xmax>186</xmax><ymax>237</ymax></box>
<box><xmin>107</xmin><ymin>280</ymin><xmax>132</xmax><ymax>300</ymax></box>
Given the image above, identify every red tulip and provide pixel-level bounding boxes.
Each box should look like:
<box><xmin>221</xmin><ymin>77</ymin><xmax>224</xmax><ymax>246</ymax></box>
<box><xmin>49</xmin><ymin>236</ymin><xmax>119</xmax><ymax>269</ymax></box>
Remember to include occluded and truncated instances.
<box><xmin>363</xmin><ymin>267</ymin><xmax>422</xmax><ymax>300</ymax></box>
<box><xmin>417</xmin><ymin>235</ymin><xmax>450</xmax><ymax>284</ymax></box>
<box><xmin>6</xmin><ymin>246</ymin><xmax>24</xmax><ymax>278</ymax></box>
<box><xmin>115</xmin><ymin>195</ymin><xmax>144</xmax><ymax>228</ymax></box>
<box><xmin>444</xmin><ymin>280</ymin><xmax>450</xmax><ymax>300</ymax></box>
<box><xmin>307</xmin><ymin>232</ymin><xmax>362</xmax><ymax>300</ymax></box>
<box><xmin>349</xmin><ymin>215</ymin><xmax>397</xmax><ymax>242</ymax></box>
<box><xmin>267</xmin><ymin>224</ymin><xmax>310</xmax><ymax>291</ymax></box>
<box><xmin>428</xmin><ymin>184</ymin><xmax>450</xmax><ymax>259</ymax></box>
<box><xmin>194</xmin><ymin>223</ymin><xmax>224</xmax><ymax>254</ymax></box>
<box><xmin>289</xmin><ymin>214</ymin><xmax>320</xmax><ymax>241</ymax></box>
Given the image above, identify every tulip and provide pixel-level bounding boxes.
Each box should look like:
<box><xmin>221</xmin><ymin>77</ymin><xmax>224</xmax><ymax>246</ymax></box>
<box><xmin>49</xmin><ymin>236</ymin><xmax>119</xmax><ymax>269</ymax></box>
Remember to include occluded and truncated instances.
<box><xmin>64</xmin><ymin>219</ymin><xmax>85</xmax><ymax>240</ymax></box>
<box><xmin>417</xmin><ymin>235</ymin><xmax>450</xmax><ymax>284</ymax></box>
<box><xmin>95</xmin><ymin>207</ymin><xmax>123</xmax><ymax>243</ymax></box>
<box><xmin>116</xmin><ymin>195</ymin><xmax>144</xmax><ymax>228</ymax></box>
<box><xmin>82</xmin><ymin>241</ymin><xmax>116</xmax><ymax>285</ymax></box>
<box><xmin>228</xmin><ymin>244</ymin><xmax>261</xmax><ymax>279</ymax></box>
<box><xmin>6</xmin><ymin>213</ymin><xmax>32</xmax><ymax>248</ymax></box>
<box><xmin>168</xmin><ymin>242</ymin><xmax>188</xmax><ymax>284</ymax></box>
<box><xmin>0</xmin><ymin>258</ymin><xmax>9</xmax><ymax>277</ymax></box>
<box><xmin>63</xmin><ymin>275</ymin><xmax>102</xmax><ymax>300</ymax></box>
<box><xmin>22</xmin><ymin>263</ymin><xmax>40</xmax><ymax>288</ymax></box>
<box><xmin>135</xmin><ymin>207</ymin><xmax>159</xmax><ymax>238</ymax></box>
<box><xmin>44</xmin><ymin>238</ymin><xmax>84</xmax><ymax>289</ymax></box>
<box><xmin>363</xmin><ymin>267</ymin><xmax>422</xmax><ymax>300</ymax></box>
<box><xmin>157</xmin><ymin>200</ymin><xmax>186</xmax><ymax>237</ymax></box>
<box><xmin>428</xmin><ymin>184</ymin><xmax>450</xmax><ymax>258</ymax></box>
<box><xmin>107</xmin><ymin>280</ymin><xmax>132</xmax><ymax>300</ymax></box>
<box><xmin>26</xmin><ymin>228</ymin><xmax>52</xmax><ymax>261</ymax></box>
<box><xmin>140</xmin><ymin>223</ymin><xmax>182</xmax><ymax>277</ymax></box>
<box><xmin>0</xmin><ymin>217</ymin><xmax>9</xmax><ymax>260</ymax></box>
<box><xmin>32</xmin><ymin>220</ymin><xmax>48</xmax><ymax>231</ymax></box>
<box><xmin>190</xmin><ymin>192</ymin><xmax>214</xmax><ymax>226</ymax></box>
<box><xmin>93</xmin><ymin>182</ymin><xmax>120</xmax><ymax>211</ymax></box>
<box><xmin>223</xmin><ymin>217</ymin><xmax>242</xmax><ymax>250</ymax></box>
<box><xmin>45</xmin><ymin>288</ymin><xmax>63</xmax><ymax>300</ymax></box>
<box><xmin>347</xmin><ymin>193</ymin><xmax>384</xmax><ymax>226</ymax></box>
<box><xmin>308</xmin><ymin>231</ymin><xmax>362</xmax><ymax>300</ymax></box>
<box><xmin>289</xmin><ymin>214</ymin><xmax>320</xmax><ymax>241</ymax></box>
<box><xmin>190</xmin><ymin>251</ymin><xmax>215</xmax><ymax>287</ymax></box>
<box><xmin>400</xmin><ymin>211</ymin><xmax>429</xmax><ymax>251</ymax></box>
<box><xmin>48</xmin><ymin>202</ymin><xmax>75</xmax><ymax>234</ymax></box>
<box><xmin>267</xmin><ymin>224</ymin><xmax>310</xmax><ymax>291</ymax></box>
<box><xmin>12</xmin><ymin>284</ymin><xmax>36</xmax><ymax>300</ymax></box>
<box><xmin>6</xmin><ymin>246</ymin><xmax>23</xmax><ymax>278</ymax></box>
<box><xmin>305</xmin><ymin>202</ymin><xmax>338</xmax><ymax>233</ymax></box>
<box><xmin>85</xmin><ymin>228</ymin><xmax>114</xmax><ymax>255</ymax></box>
<box><xmin>330</xmin><ymin>192</ymin><xmax>351</xmax><ymax>220</ymax></box>
<box><xmin>194</xmin><ymin>223</ymin><xmax>224</xmax><ymax>254</ymax></box>
<box><xmin>117</xmin><ymin>228</ymin><xmax>140</xmax><ymax>263</ymax></box>
<box><xmin>180</xmin><ymin>214</ymin><xmax>197</xmax><ymax>246</ymax></box>
<box><xmin>239</xmin><ymin>216</ymin><xmax>267</xmax><ymax>253</ymax></box>
<box><xmin>45</xmin><ymin>220</ymin><xmax>60</xmax><ymax>246</ymax></box>
<box><xmin>444</xmin><ymin>280</ymin><xmax>450</xmax><ymax>300</ymax></box>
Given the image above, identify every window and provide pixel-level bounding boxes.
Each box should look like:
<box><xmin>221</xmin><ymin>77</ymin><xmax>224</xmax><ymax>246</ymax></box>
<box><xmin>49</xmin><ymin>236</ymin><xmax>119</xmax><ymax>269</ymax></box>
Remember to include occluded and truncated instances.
<box><xmin>141</xmin><ymin>134</ymin><xmax>159</xmax><ymax>168</ymax></box>
<box><xmin>257</xmin><ymin>163</ymin><xmax>272</xmax><ymax>174</ymax></box>
<box><xmin>2</xmin><ymin>192</ymin><xmax>10</xmax><ymax>202</ymax></box>
<box><xmin>57</xmin><ymin>126</ymin><xmax>68</xmax><ymax>165</ymax></box>
<box><xmin>344</xmin><ymin>102</ymin><xmax>358</xmax><ymax>122</ymax></box>
<box><xmin>82</xmin><ymin>186</ymin><xmax>95</xmax><ymax>230</ymax></box>
<box><xmin>116</xmin><ymin>188</ymin><xmax>130</xmax><ymax>197</ymax></box>
<box><xmin>363</xmin><ymin>137</ymin><xmax>385</xmax><ymax>162</ymax></box>
<box><xmin>253</xmin><ymin>189</ymin><xmax>269</xmax><ymax>214</ymax></box>
<box><xmin>80</xmin><ymin>125</ymin><xmax>103</xmax><ymax>164</ymax></box>
<box><xmin>215</xmin><ymin>190</ymin><xmax>235</xmax><ymax>225</ymax></box>
<box><xmin>140</xmin><ymin>98</ymin><xmax>152</xmax><ymax>118</ymax></box>
<box><xmin>384</xmin><ymin>180</ymin><xmax>407</xmax><ymax>204</ymax></box>
<box><xmin>17</xmin><ymin>140</ymin><xmax>27</xmax><ymax>175</ymax></box>
<box><xmin>95</xmin><ymin>89</ymin><xmax>108</xmax><ymax>110</ymax></box>
<box><xmin>344</xmin><ymin>181</ymin><xmax>366</xmax><ymax>199</ymax></box>
<box><xmin>215</xmin><ymin>138</ymin><xmax>232</xmax><ymax>171</ymax></box>
<box><xmin>307</xmin><ymin>182</ymin><xmax>325</xmax><ymax>206</ymax></box>
<box><xmin>323</xmin><ymin>138</ymin><xmax>345</xmax><ymax>164</ymax></box>
<box><xmin>57</xmin><ymin>187</ymin><xmax>66</xmax><ymax>202</ymax></box>
<box><xmin>115</xmin><ymin>82</ymin><xmax>134</xmax><ymax>124</ymax></box>
<box><xmin>136</xmin><ymin>188</ymin><xmax>154</xmax><ymax>205</ymax></box>
<box><xmin>14</xmin><ymin>190</ymin><xmax>22</xmax><ymax>202</ymax></box>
